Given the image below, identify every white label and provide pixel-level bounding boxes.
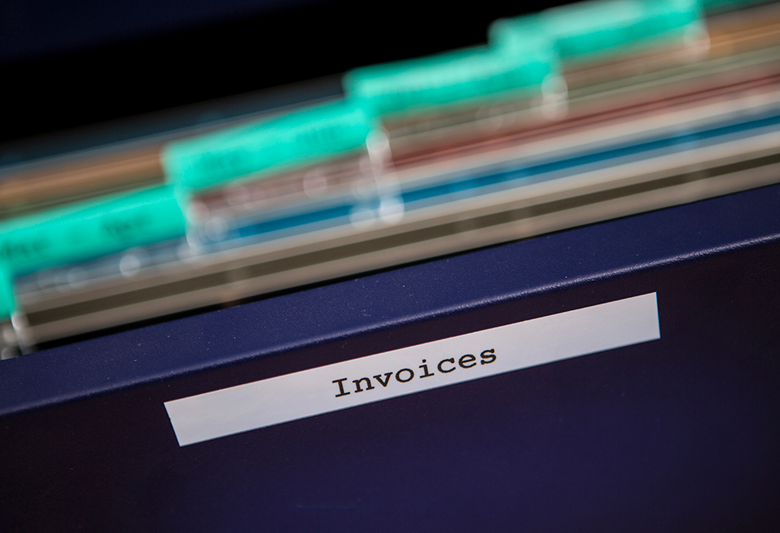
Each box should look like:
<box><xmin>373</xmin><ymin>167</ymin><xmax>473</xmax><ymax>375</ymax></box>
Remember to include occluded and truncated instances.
<box><xmin>165</xmin><ymin>293</ymin><xmax>660</xmax><ymax>446</ymax></box>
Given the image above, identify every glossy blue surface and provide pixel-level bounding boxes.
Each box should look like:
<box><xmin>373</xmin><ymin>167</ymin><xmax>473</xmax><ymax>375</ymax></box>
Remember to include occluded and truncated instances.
<box><xmin>2</xmin><ymin>184</ymin><xmax>780</xmax><ymax>532</ymax></box>
<box><xmin>2</xmin><ymin>183</ymin><xmax>779</xmax><ymax>416</ymax></box>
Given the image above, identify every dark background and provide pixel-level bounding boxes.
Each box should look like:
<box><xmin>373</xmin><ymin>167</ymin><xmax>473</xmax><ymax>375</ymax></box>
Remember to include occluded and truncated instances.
<box><xmin>0</xmin><ymin>0</ymin><xmax>571</xmax><ymax>144</ymax></box>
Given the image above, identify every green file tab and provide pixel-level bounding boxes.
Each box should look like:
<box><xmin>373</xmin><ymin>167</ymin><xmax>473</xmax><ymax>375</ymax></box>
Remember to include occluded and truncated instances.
<box><xmin>700</xmin><ymin>0</ymin><xmax>770</xmax><ymax>12</ymax></box>
<box><xmin>0</xmin><ymin>264</ymin><xmax>13</xmax><ymax>319</ymax></box>
<box><xmin>163</xmin><ymin>101</ymin><xmax>375</xmax><ymax>192</ymax></box>
<box><xmin>0</xmin><ymin>185</ymin><xmax>186</xmax><ymax>276</ymax></box>
<box><xmin>343</xmin><ymin>44</ymin><xmax>555</xmax><ymax>118</ymax></box>
<box><xmin>491</xmin><ymin>0</ymin><xmax>704</xmax><ymax>64</ymax></box>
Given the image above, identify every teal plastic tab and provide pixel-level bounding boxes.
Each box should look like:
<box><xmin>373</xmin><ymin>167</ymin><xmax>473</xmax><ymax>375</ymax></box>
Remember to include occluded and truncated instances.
<box><xmin>491</xmin><ymin>0</ymin><xmax>704</xmax><ymax>64</ymax></box>
<box><xmin>163</xmin><ymin>100</ymin><xmax>375</xmax><ymax>192</ymax></box>
<box><xmin>700</xmin><ymin>0</ymin><xmax>771</xmax><ymax>12</ymax></box>
<box><xmin>0</xmin><ymin>264</ymin><xmax>14</xmax><ymax>319</ymax></box>
<box><xmin>344</xmin><ymin>44</ymin><xmax>555</xmax><ymax>118</ymax></box>
<box><xmin>0</xmin><ymin>185</ymin><xmax>186</xmax><ymax>276</ymax></box>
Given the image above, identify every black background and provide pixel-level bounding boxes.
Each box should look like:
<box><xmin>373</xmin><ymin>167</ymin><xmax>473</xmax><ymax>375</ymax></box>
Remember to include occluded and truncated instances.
<box><xmin>0</xmin><ymin>0</ymin><xmax>572</xmax><ymax>144</ymax></box>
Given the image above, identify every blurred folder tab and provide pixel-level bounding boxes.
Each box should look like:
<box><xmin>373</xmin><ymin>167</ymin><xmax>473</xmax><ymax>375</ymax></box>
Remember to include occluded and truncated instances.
<box><xmin>162</xmin><ymin>100</ymin><xmax>377</xmax><ymax>193</ymax></box>
<box><xmin>343</xmin><ymin>44</ymin><xmax>555</xmax><ymax>118</ymax></box>
<box><xmin>0</xmin><ymin>265</ymin><xmax>13</xmax><ymax>319</ymax></box>
<box><xmin>0</xmin><ymin>186</ymin><xmax>186</xmax><ymax>276</ymax></box>
<box><xmin>491</xmin><ymin>0</ymin><xmax>704</xmax><ymax>64</ymax></box>
<box><xmin>702</xmin><ymin>0</ymin><xmax>774</xmax><ymax>12</ymax></box>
